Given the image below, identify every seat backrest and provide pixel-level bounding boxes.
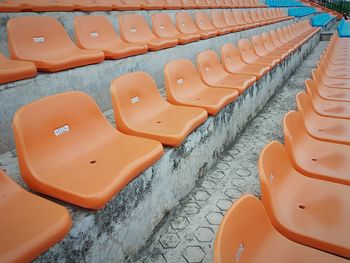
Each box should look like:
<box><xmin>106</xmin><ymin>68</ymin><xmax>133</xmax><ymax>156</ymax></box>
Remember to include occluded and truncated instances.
<box><xmin>176</xmin><ymin>12</ymin><xmax>199</xmax><ymax>34</ymax></box>
<box><xmin>269</xmin><ymin>30</ymin><xmax>283</xmax><ymax>47</ymax></box>
<box><xmin>261</xmin><ymin>32</ymin><xmax>276</xmax><ymax>51</ymax></box>
<box><xmin>221</xmin><ymin>43</ymin><xmax>247</xmax><ymax>72</ymax></box>
<box><xmin>296</xmin><ymin>92</ymin><xmax>314</xmax><ymax>121</ymax></box>
<box><xmin>164</xmin><ymin>58</ymin><xmax>207</xmax><ymax>101</ymax></box>
<box><xmin>223</xmin><ymin>10</ymin><xmax>237</xmax><ymax>26</ymax></box>
<box><xmin>223</xmin><ymin>0</ymin><xmax>232</xmax><ymax>7</ymax></box>
<box><xmin>249</xmin><ymin>9</ymin><xmax>260</xmax><ymax>22</ymax></box>
<box><xmin>211</xmin><ymin>11</ymin><xmax>227</xmax><ymax>28</ymax></box>
<box><xmin>118</xmin><ymin>14</ymin><xmax>155</xmax><ymax>42</ymax></box>
<box><xmin>262</xmin><ymin>8</ymin><xmax>270</xmax><ymax>19</ymax></box>
<box><xmin>251</xmin><ymin>35</ymin><xmax>268</xmax><ymax>57</ymax></box>
<box><xmin>242</xmin><ymin>10</ymin><xmax>253</xmax><ymax>23</ymax></box>
<box><xmin>151</xmin><ymin>13</ymin><xmax>179</xmax><ymax>38</ymax></box>
<box><xmin>311</xmin><ymin>68</ymin><xmax>323</xmax><ymax>86</ymax></box>
<box><xmin>7</xmin><ymin>16</ymin><xmax>76</xmax><ymax>60</ymax></box>
<box><xmin>305</xmin><ymin>78</ymin><xmax>318</xmax><ymax>99</ymax></box>
<box><xmin>164</xmin><ymin>0</ymin><xmax>182</xmax><ymax>7</ymax></box>
<box><xmin>256</xmin><ymin>9</ymin><xmax>266</xmax><ymax>21</ymax></box>
<box><xmin>13</xmin><ymin>91</ymin><xmax>115</xmax><ymax>182</ymax></box>
<box><xmin>110</xmin><ymin>72</ymin><xmax>168</xmax><ymax>131</ymax></box>
<box><xmin>237</xmin><ymin>39</ymin><xmax>259</xmax><ymax>64</ymax></box>
<box><xmin>197</xmin><ymin>50</ymin><xmax>226</xmax><ymax>83</ymax></box>
<box><xmin>193</xmin><ymin>0</ymin><xmax>207</xmax><ymax>7</ymax></box>
<box><xmin>195</xmin><ymin>12</ymin><xmax>216</xmax><ymax>31</ymax></box>
<box><xmin>232</xmin><ymin>10</ymin><xmax>245</xmax><ymax>25</ymax></box>
<box><xmin>181</xmin><ymin>0</ymin><xmax>196</xmax><ymax>7</ymax></box>
<box><xmin>74</xmin><ymin>15</ymin><xmax>120</xmax><ymax>50</ymax></box>
<box><xmin>214</xmin><ymin>194</ymin><xmax>273</xmax><ymax>263</ymax></box>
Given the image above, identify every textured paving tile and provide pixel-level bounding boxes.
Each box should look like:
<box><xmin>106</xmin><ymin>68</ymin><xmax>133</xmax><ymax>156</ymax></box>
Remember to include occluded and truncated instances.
<box><xmin>133</xmin><ymin>41</ymin><xmax>328</xmax><ymax>263</ymax></box>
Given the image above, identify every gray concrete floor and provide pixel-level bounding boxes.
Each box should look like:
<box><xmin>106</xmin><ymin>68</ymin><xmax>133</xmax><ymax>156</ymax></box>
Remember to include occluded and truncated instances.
<box><xmin>132</xmin><ymin>41</ymin><xmax>329</xmax><ymax>263</ymax></box>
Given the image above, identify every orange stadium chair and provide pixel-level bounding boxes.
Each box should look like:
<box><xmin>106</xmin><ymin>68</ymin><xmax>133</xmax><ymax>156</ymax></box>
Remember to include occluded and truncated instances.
<box><xmin>7</xmin><ymin>16</ymin><xmax>105</xmax><ymax>72</ymax></box>
<box><xmin>13</xmin><ymin>91</ymin><xmax>164</xmax><ymax>209</ymax></box>
<box><xmin>176</xmin><ymin>12</ymin><xmax>214</xmax><ymax>40</ymax></box>
<box><xmin>111</xmin><ymin>72</ymin><xmax>208</xmax><ymax>147</ymax></box>
<box><xmin>214</xmin><ymin>194</ymin><xmax>348</xmax><ymax>263</ymax></box>
<box><xmin>221</xmin><ymin>43</ymin><xmax>270</xmax><ymax>80</ymax></box>
<box><xmin>58</xmin><ymin>0</ymin><xmax>112</xmax><ymax>11</ymax></box>
<box><xmin>223</xmin><ymin>10</ymin><xmax>245</xmax><ymax>31</ymax></box>
<box><xmin>0</xmin><ymin>169</ymin><xmax>72</xmax><ymax>263</ymax></box>
<box><xmin>238</xmin><ymin>39</ymin><xmax>278</xmax><ymax>68</ymax></box>
<box><xmin>164</xmin><ymin>58</ymin><xmax>239</xmax><ymax>115</ymax></box>
<box><xmin>118</xmin><ymin>14</ymin><xmax>178</xmax><ymax>51</ymax></box>
<box><xmin>74</xmin><ymin>16</ymin><xmax>147</xmax><ymax>60</ymax></box>
<box><xmin>316</xmin><ymin>61</ymin><xmax>350</xmax><ymax>89</ymax></box>
<box><xmin>251</xmin><ymin>35</ymin><xmax>284</xmax><ymax>63</ymax></box>
<box><xmin>181</xmin><ymin>0</ymin><xmax>197</xmax><ymax>8</ymax></box>
<box><xmin>232</xmin><ymin>10</ymin><xmax>254</xmax><ymax>30</ymax></box>
<box><xmin>306</xmin><ymin>79</ymin><xmax>350</xmax><ymax>120</ymax></box>
<box><xmin>7</xmin><ymin>0</ymin><xmax>74</xmax><ymax>11</ymax></box>
<box><xmin>110</xmin><ymin>0</ymin><xmax>142</xmax><ymax>10</ymax></box>
<box><xmin>311</xmin><ymin>69</ymin><xmax>350</xmax><ymax>102</ymax></box>
<box><xmin>0</xmin><ymin>53</ymin><xmax>37</xmax><ymax>84</ymax></box>
<box><xmin>197</xmin><ymin>50</ymin><xmax>256</xmax><ymax>94</ymax></box>
<box><xmin>242</xmin><ymin>10</ymin><xmax>260</xmax><ymax>27</ymax></box>
<box><xmin>194</xmin><ymin>12</ymin><xmax>220</xmax><ymax>36</ymax></box>
<box><xmin>284</xmin><ymin>110</ymin><xmax>350</xmax><ymax>186</ymax></box>
<box><xmin>296</xmin><ymin>92</ymin><xmax>350</xmax><ymax>146</ymax></box>
<box><xmin>0</xmin><ymin>2</ymin><xmax>21</xmax><ymax>12</ymax></box>
<box><xmin>210</xmin><ymin>11</ymin><xmax>233</xmax><ymax>34</ymax></box>
<box><xmin>151</xmin><ymin>13</ymin><xmax>200</xmax><ymax>44</ymax></box>
<box><xmin>141</xmin><ymin>0</ymin><xmax>164</xmax><ymax>9</ymax></box>
<box><xmin>259</xmin><ymin>140</ymin><xmax>350</xmax><ymax>257</ymax></box>
<box><xmin>163</xmin><ymin>0</ymin><xmax>182</xmax><ymax>9</ymax></box>
<box><xmin>261</xmin><ymin>32</ymin><xmax>290</xmax><ymax>58</ymax></box>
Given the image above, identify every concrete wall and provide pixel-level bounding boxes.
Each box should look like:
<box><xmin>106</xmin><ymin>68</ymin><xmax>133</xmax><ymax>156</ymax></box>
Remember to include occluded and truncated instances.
<box><xmin>0</xmin><ymin>11</ymin><xmax>293</xmax><ymax>154</ymax></box>
<box><xmin>30</xmin><ymin>31</ymin><xmax>319</xmax><ymax>263</ymax></box>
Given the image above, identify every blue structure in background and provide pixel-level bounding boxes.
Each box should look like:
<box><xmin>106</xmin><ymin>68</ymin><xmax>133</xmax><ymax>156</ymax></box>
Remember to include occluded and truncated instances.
<box><xmin>311</xmin><ymin>13</ymin><xmax>335</xmax><ymax>27</ymax></box>
<box><xmin>288</xmin><ymin>7</ymin><xmax>317</xmax><ymax>17</ymax></box>
<box><xmin>266</xmin><ymin>0</ymin><xmax>304</xmax><ymax>7</ymax></box>
<box><xmin>338</xmin><ymin>19</ymin><xmax>350</xmax><ymax>37</ymax></box>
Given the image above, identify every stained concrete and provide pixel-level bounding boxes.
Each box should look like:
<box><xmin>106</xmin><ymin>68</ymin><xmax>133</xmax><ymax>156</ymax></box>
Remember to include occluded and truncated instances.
<box><xmin>0</xmin><ymin>9</ymin><xmax>296</xmax><ymax>153</ymax></box>
<box><xmin>0</xmin><ymin>29</ymin><xmax>320</xmax><ymax>262</ymax></box>
<box><xmin>133</xmin><ymin>40</ymin><xmax>328</xmax><ymax>263</ymax></box>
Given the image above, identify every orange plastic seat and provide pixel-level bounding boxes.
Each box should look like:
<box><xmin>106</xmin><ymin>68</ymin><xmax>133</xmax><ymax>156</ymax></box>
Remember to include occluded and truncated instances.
<box><xmin>176</xmin><ymin>12</ymin><xmax>211</xmax><ymax>40</ymax></box>
<box><xmin>193</xmin><ymin>0</ymin><xmax>208</xmax><ymax>8</ymax></box>
<box><xmin>181</xmin><ymin>0</ymin><xmax>197</xmax><ymax>8</ymax></box>
<box><xmin>311</xmin><ymin>69</ymin><xmax>350</xmax><ymax>102</ymax></box>
<box><xmin>296</xmin><ymin>92</ymin><xmax>350</xmax><ymax>146</ymax></box>
<box><xmin>74</xmin><ymin>16</ymin><xmax>147</xmax><ymax>60</ymax></box>
<box><xmin>151</xmin><ymin>13</ymin><xmax>200</xmax><ymax>44</ymax></box>
<box><xmin>141</xmin><ymin>0</ymin><xmax>164</xmax><ymax>9</ymax></box>
<box><xmin>109</xmin><ymin>0</ymin><xmax>141</xmax><ymax>10</ymax></box>
<box><xmin>164</xmin><ymin>59</ymin><xmax>238</xmax><ymax>115</ymax></box>
<box><xmin>251</xmin><ymin>35</ymin><xmax>284</xmax><ymax>62</ymax></box>
<box><xmin>7</xmin><ymin>0</ymin><xmax>74</xmax><ymax>11</ymax></box>
<box><xmin>250</xmin><ymin>9</ymin><xmax>268</xmax><ymax>26</ymax></box>
<box><xmin>163</xmin><ymin>0</ymin><xmax>182</xmax><ymax>8</ymax></box>
<box><xmin>259</xmin><ymin>140</ymin><xmax>350</xmax><ymax>257</ymax></box>
<box><xmin>0</xmin><ymin>169</ymin><xmax>72</xmax><ymax>263</ymax></box>
<box><xmin>306</xmin><ymin>79</ymin><xmax>350</xmax><ymax>120</ymax></box>
<box><xmin>233</xmin><ymin>10</ymin><xmax>254</xmax><ymax>30</ymax></box>
<box><xmin>261</xmin><ymin>32</ymin><xmax>290</xmax><ymax>58</ymax></box>
<box><xmin>194</xmin><ymin>12</ymin><xmax>220</xmax><ymax>37</ymax></box>
<box><xmin>58</xmin><ymin>0</ymin><xmax>112</xmax><ymax>11</ymax></box>
<box><xmin>316</xmin><ymin>62</ymin><xmax>350</xmax><ymax>89</ymax></box>
<box><xmin>7</xmin><ymin>16</ymin><xmax>104</xmax><ymax>72</ymax></box>
<box><xmin>0</xmin><ymin>53</ymin><xmax>37</xmax><ymax>84</ymax></box>
<box><xmin>197</xmin><ymin>50</ymin><xmax>256</xmax><ymax>94</ymax></box>
<box><xmin>0</xmin><ymin>2</ymin><xmax>21</xmax><ymax>12</ymax></box>
<box><xmin>223</xmin><ymin>10</ymin><xmax>245</xmax><ymax>31</ymax></box>
<box><xmin>223</xmin><ymin>0</ymin><xmax>232</xmax><ymax>8</ymax></box>
<box><xmin>210</xmin><ymin>11</ymin><xmax>233</xmax><ymax>34</ymax></box>
<box><xmin>214</xmin><ymin>194</ymin><xmax>348</xmax><ymax>263</ymax></box>
<box><xmin>118</xmin><ymin>14</ymin><xmax>178</xmax><ymax>51</ymax></box>
<box><xmin>221</xmin><ymin>43</ymin><xmax>270</xmax><ymax>80</ymax></box>
<box><xmin>269</xmin><ymin>30</ymin><xmax>294</xmax><ymax>53</ymax></box>
<box><xmin>13</xmin><ymin>91</ymin><xmax>163</xmax><ymax>209</ymax></box>
<box><xmin>238</xmin><ymin>39</ymin><xmax>278</xmax><ymax>68</ymax></box>
<box><xmin>242</xmin><ymin>10</ymin><xmax>260</xmax><ymax>27</ymax></box>
<box><xmin>284</xmin><ymin>110</ymin><xmax>350</xmax><ymax>186</ymax></box>
<box><xmin>111</xmin><ymin>72</ymin><xmax>208</xmax><ymax>147</ymax></box>
<box><xmin>318</xmin><ymin>60</ymin><xmax>350</xmax><ymax>80</ymax></box>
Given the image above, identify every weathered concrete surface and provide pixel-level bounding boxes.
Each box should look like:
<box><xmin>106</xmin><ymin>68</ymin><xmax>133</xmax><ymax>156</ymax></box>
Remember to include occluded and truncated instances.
<box><xmin>0</xmin><ymin>10</ymin><xmax>294</xmax><ymax>153</ymax></box>
<box><xmin>133</xmin><ymin>40</ymin><xmax>328</xmax><ymax>263</ymax></box>
<box><xmin>0</xmin><ymin>30</ymin><xmax>320</xmax><ymax>262</ymax></box>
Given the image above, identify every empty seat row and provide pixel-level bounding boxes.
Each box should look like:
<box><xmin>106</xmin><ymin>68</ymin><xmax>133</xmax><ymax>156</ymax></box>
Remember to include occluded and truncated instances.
<box><xmin>266</xmin><ymin>0</ymin><xmax>304</xmax><ymax>7</ymax></box>
<box><xmin>0</xmin><ymin>0</ymin><xmax>266</xmax><ymax>12</ymax></box>
<box><xmin>1</xmin><ymin>20</ymin><xmax>319</xmax><ymax>261</ymax></box>
<box><xmin>337</xmin><ymin>18</ymin><xmax>350</xmax><ymax>38</ymax></box>
<box><xmin>0</xmin><ymin>9</ymin><xmax>290</xmax><ymax>84</ymax></box>
<box><xmin>311</xmin><ymin>12</ymin><xmax>335</xmax><ymax>27</ymax></box>
<box><xmin>214</xmin><ymin>31</ymin><xmax>350</xmax><ymax>261</ymax></box>
<box><xmin>214</xmin><ymin>33</ymin><xmax>350</xmax><ymax>262</ymax></box>
<box><xmin>288</xmin><ymin>6</ymin><xmax>317</xmax><ymax>16</ymax></box>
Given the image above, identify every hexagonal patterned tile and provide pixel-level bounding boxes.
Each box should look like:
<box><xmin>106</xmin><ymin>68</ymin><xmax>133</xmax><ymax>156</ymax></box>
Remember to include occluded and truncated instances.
<box><xmin>182</xmin><ymin>246</ymin><xmax>205</xmax><ymax>263</ymax></box>
<box><xmin>170</xmin><ymin>216</ymin><xmax>189</xmax><ymax>230</ymax></box>
<box><xmin>183</xmin><ymin>202</ymin><xmax>201</xmax><ymax>214</ymax></box>
<box><xmin>159</xmin><ymin>233</ymin><xmax>180</xmax><ymax>249</ymax></box>
<box><xmin>205</xmin><ymin>212</ymin><xmax>223</xmax><ymax>225</ymax></box>
<box><xmin>194</xmin><ymin>227</ymin><xmax>215</xmax><ymax>242</ymax></box>
<box><xmin>193</xmin><ymin>190</ymin><xmax>210</xmax><ymax>201</ymax></box>
<box><xmin>215</xmin><ymin>199</ymin><xmax>232</xmax><ymax>211</ymax></box>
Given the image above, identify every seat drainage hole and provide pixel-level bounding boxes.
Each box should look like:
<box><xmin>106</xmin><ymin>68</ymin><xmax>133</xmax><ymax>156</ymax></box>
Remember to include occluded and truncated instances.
<box><xmin>196</xmin><ymin>98</ymin><xmax>201</xmax><ymax>101</ymax></box>
<box><xmin>298</xmin><ymin>205</ymin><xmax>306</xmax><ymax>209</ymax></box>
<box><xmin>318</xmin><ymin>129</ymin><xmax>323</xmax><ymax>132</ymax></box>
<box><xmin>311</xmin><ymin>158</ymin><xmax>317</xmax><ymax>161</ymax></box>
<box><xmin>90</xmin><ymin>160</ymin><xmax>97</xmax><ymax>164</ymax></box>
<box><xmin>156</xmin><ymin>121</ymin><xmax>162</xmax><ymax>124</ymax></box>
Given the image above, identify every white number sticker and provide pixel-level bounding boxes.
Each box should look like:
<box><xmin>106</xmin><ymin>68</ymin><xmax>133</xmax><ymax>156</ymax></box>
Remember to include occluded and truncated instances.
<box><xmin>130</xmin><ymin>27</ymin><xmax>137</xmax><ymax>33</ymax></box>
<box><xmin>177</xmin><ymin>78</ymin><xmax>184</xmax><ymax>84</ymax></box>
<box><xmin>131</xmin><ymin>96</ymin><xmax>140</xmax><ymax>104</ymax></box>
<box><xmin>90</xmin><ymin>31</ymin><xmax>99</xmax><ymax>37</ymax></box>
<box><xmin>33</xmin><ymin>36</ymin><xmax>45</xmax><ymax>43</ymax></box>
<box><xmin>54</xmin><ymin>125</ymin><xmax>70</xmax><ymax>136</ymax></box>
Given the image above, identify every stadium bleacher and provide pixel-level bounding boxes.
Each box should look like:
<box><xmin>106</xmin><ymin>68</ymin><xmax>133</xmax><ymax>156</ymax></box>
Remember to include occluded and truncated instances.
<box><xmin>0</xmin><ymin>0</ymin><xmax>347</xmax><ymax>261</ymax></box>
